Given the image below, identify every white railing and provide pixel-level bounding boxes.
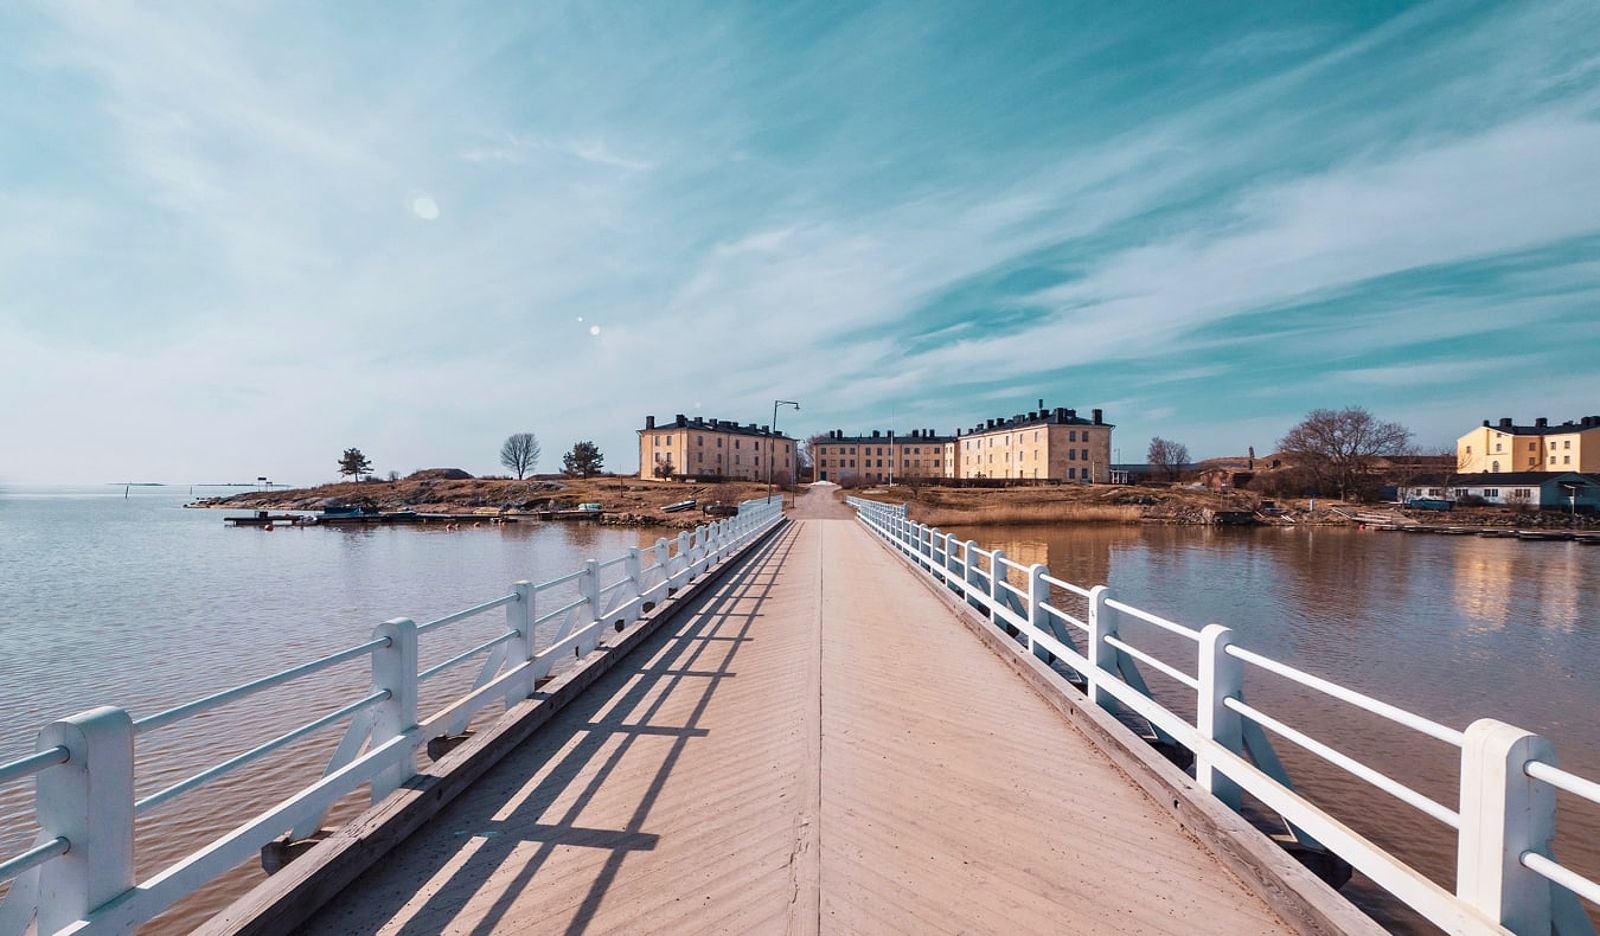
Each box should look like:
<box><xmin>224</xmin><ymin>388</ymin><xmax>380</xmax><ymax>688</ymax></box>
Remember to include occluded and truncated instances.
<box><xmin>0</xmin><ymin>496</ymin><xmax>785</xmax><ymax>936</ymax></box>
<box><xmin>845</xmin><ymin>496</ymin><xmax>1599</xmax><ymax>936</ymax></box>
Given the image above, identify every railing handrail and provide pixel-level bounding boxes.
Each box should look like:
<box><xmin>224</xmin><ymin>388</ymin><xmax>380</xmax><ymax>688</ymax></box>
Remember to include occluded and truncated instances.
<box><xmin>0</xmin><ymin>495</ymin><xmax>787</xmax><ymax>934</ymax></box>
<box><xmin>843</xmin><ymin>495</ymin><xmax>1600</xmax><ymax>936</ymax></box>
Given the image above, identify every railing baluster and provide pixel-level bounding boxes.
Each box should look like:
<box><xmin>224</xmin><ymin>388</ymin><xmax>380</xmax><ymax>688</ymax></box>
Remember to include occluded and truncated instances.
<box><xmin>370</xmin><ymin>618</ymin><xmax>417</xmax><ymax>800</ymax></box>
<box><xmin>1456</xmin><ymin>719</ymin><xmax>1557</xmax><ymax>933</ymax></box>
<box><xmin>1198</xmin><ymin>623</ymin><xmax>1243</xmax><ymax>809</ymax></box>
<box><xmin>1087</xmin><ymin>585</ymin><xmax>1120</xmax><ymax>712</ymax></box>
<box><xmin>35</xmin><ymin>706</ymin><xmax>134</xmax><ymax>936</ymax></box>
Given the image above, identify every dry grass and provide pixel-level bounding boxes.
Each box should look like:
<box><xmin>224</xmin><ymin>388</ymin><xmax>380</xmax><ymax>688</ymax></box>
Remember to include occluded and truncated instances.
<box><xmin>842</xmin><ymin>481</ymin><xmax>1257</xmax><ymax>526</ymax></box>
<box><xmin>912</xmin><ymin>502</ymin><xmax>1143</xmax><ymax>526</ymax></box>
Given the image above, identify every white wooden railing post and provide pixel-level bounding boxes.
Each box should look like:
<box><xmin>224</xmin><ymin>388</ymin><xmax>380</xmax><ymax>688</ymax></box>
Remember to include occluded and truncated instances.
<box><xmin>1025</xmin><ymin>563</ymin><xmax>1046</xmax><ymax>658</ymax></box>
<box><xmin>370</xmin><ymin>617</ymin><xmax>418</xmax><ymax>800</ymax></box>
<box><xmin>35</xmin><ymin>706</ymin><xmax>134</xmax><ymax>935</ymax></box>
<box><xmin>990</xmin><ymin>548</ymin><xmax>1008</xmax><ymax>627</ymax></box>
<box><xmin>674</xmin><ymin>532</ymin><xmax>691</xmax><ymax>582</ymax></box>
<box><xmin>963</xmin><ymin>540</ymin><xmax>981</xmax><ymax>604</ymax></box>
<box><xmin>1087</xmin><ymin>585</ymin><xmax>1119</xmax><ymax>709</ymax></box>
<box><xmin>624</xmin><ymin>549</ymin><xmax>643</xmax><ymax>618</ymax></box>
<box><xmin>504</xmin><ymin>581</ymin><xmax>534</xmax><ymax>706</ymax></box>
<box><xmin>1197</xmin><ymin>623</ymin><xmax>1244</xmax><ymax>810</ymax></box>
<box><xmin>1456</xmin><ymin>718</ymin><xmax>1556</xmax><ymax>934</ymax></box>
<box><xmin>580</xmin><ymin>558</ymin><xmax>601</xmax><ymax>617</ymax></box>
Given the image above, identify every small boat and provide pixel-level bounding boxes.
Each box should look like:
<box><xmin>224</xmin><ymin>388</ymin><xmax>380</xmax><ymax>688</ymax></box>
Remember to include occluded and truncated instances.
<box><xmin>577</xmin><ymin>502</ymin><xmax>603</xmax><ymax>512</ymax></box>
<box><xmin>1515</xmin><ymin>530</ymin><xmax>1573</xmax><ymax>541</ymax></box>
<box><xmin>1477</xmin><ymin>530</ymin><xmax>1516</xmax><ymax>538</ymax></box>
<box><xmin>661</xmin><ymin>499</ymin><xmax>698</xmax><ymax>513</ymax></box>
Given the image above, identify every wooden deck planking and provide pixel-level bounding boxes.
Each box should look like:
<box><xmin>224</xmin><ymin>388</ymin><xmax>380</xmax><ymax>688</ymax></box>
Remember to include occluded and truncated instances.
<box><xmin>299</xmin><ymin>495</ymin><xmax>1291</xmax><ymax>935</ymax></box>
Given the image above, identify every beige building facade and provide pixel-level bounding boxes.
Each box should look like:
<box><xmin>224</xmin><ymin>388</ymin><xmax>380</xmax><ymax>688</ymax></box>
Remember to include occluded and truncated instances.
<box><xmin>956</xmin><ymin>407</ymin><xmax>1113</xmax><ymax>483</ymax></box>
<box><xmin>1456</xmin><ymin>416</ymin><xmax>1600</xmax><ymax>475</ymax></box>
<box><xmin>638</xmin><ymin>414</ymin><xmax>798</xmax><ymax>483</ymax></box>
<box><xmin>812</xmin><ymin>429</ymin><xmax>954</xmax><ymax>485</ymax></box>
<box><xmin>811</xmin><ymin>403</ymin><xmax>1114</xmax><ymax>485</ymax></box>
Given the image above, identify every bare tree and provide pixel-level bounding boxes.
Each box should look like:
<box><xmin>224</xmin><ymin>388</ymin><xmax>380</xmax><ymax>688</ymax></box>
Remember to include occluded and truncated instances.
<box><xmin>651</xmin><ymin>455</ymin><xmax>676</xmax><ymax>481</ymax></box>
<box><xmin>500</xmin><ymin>432</ymin><xmax>542</xmax><ymax>480</ymax></box>
<box><xmin>1278</xmin><ymin>407</ymin><xmax>1413</xmax><ymax>501</ymax></box>
<box><xmin>1147</xmin><ymin>437</ymin><xmax>1189</xmax><ymax>481</ymax></box>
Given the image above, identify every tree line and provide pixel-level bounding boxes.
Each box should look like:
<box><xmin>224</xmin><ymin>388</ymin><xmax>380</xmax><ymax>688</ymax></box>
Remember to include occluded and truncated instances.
<box><xmin>1147</xmin><ymin>406</ymin><xmax>1417</xmax><ymax>501</ymax></box>
<box><xmin>333</xmin><ymin>434</ymin><xmax>606</xmax><ymax>483</ymax></box>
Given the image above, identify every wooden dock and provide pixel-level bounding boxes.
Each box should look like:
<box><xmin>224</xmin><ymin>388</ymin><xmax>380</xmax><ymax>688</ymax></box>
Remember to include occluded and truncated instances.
<box><xmin>215</xmin><ymin>487</ymin><xmax>1362</xmax><ymax>936</ymax></box>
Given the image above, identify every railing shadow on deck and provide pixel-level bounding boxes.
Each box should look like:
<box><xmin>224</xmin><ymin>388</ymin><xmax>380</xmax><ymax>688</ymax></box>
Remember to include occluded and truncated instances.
<box><xmin>355</xmin><ymin>523</ymin><xmax>803</xmax><ymax>936</ymax></box>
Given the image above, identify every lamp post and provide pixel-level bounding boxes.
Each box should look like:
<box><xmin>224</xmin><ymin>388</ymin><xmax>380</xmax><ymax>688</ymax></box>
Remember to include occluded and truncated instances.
<box><xmin>769</xmin><ymin>400</ymin><xmax>799</xmax><ymax>501</ymax></box>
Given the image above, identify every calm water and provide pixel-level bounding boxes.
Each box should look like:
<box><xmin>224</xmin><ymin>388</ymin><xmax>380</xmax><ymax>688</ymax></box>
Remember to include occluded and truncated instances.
<box><xmin>944</xmin><ymin>522</ymin><xmax>1600</xmax><ymax>933</ymax></box>
<box><xmin>0</xmin><ymin>486</ymin><xmax>669</xmax><ymax>932</ymax></box>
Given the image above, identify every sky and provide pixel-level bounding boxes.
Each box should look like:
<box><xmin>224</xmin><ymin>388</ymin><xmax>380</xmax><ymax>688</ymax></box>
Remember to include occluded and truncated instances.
<box><xmin>2</xmin><ymin>1</ymin><xmax>1598</xmax><ymax>484</ymax></box>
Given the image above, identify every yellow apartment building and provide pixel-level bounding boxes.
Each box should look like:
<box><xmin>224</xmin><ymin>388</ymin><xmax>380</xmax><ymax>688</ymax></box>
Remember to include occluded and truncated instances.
<box><xmin>1456</xmin><ymin>415</ymin><xmax>1600</xmax><ymax>475</ymax></box>
<box><xmin>810</xmin><ymin>403</ymin><xmax>1114</xmax><ymax>484</ymax></box>
<box><xmin>957</xmin><ymin>406</ymin><xmax>1114</xmax><ymax>483</ymax></box>
<box><xmin>812</xmin><ymin>429</ymin><xmax>954</xmax><ymax>484</ymax></box>
<box><xmin>638</xmin><ymin>414</ymin><xmax>798</xmax><ymax>483</ymax></box>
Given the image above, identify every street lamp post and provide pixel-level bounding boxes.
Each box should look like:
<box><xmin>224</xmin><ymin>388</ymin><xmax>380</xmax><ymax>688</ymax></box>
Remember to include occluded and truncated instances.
<box><xmin>769</xmin><ymin>400</ymin><xmax>799</xmax><ymax>501</ymax></box>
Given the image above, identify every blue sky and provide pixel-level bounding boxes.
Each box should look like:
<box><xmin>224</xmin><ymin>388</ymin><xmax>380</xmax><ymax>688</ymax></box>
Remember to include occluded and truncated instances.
<box><xmin>2</xmin><ymin>1</ymin><xmax>1598</xmax><ymax>483</ymax></box>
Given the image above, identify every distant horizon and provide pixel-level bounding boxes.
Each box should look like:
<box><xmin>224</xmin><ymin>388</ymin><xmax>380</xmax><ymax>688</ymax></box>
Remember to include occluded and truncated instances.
<box><xmin>4</xmin><ymin>2</ymin><xmax>1597</xmax><ymax>484</ymax></box>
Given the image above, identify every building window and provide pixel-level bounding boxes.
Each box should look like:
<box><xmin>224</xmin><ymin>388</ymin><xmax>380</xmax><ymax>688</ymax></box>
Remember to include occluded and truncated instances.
<box><xmin>1465</xmin><ymin>445</ymin><xmax>1471</xmax><ymax>455</ymax></box>
<box><xmin>1082</xmin><ymin>449</ymin><xmax>1089</xmax><ymax>460</ymax></box>
<box><xmin>698</xmin><ymin>437</ymin><xmax>704</xmax><ymax>446</ymax></box>
<box><xmin>1565</xmin><ymin>455</ymin><xmax>1571</xmax><ymax>464</ymax></box>
<box><xmin>1492</xmin><ymin>461</ymin><xmax>1500</xmax><ymax>472</ymax></box>
<box><xmin>1565</xmin><ymin>440</ymin><xmax>1572</xmax><ymax>449</ymax></box>
<box><xmin>697</xmin><ymin>452</ymin><xmax>703</xmax><ymax>464</ymax></box>
<box><xmin>734</xmin><ymin>440</ymin><xmax>741</xmax><ymax>449</ymax></box>
<box><xmin>1485</xmin><ymin>489</ymin><xmax>1500</xmax><ymax>498</ymax></box>
<box><xmin>1068</xmin><ymin>467</ymin><xmax>1077</xmax><ymax>479</ymax></box>
<box><xmin>1069</xmin><ymin>450</ymin><xmax>1076</xmax><ymax>460</ymax></box>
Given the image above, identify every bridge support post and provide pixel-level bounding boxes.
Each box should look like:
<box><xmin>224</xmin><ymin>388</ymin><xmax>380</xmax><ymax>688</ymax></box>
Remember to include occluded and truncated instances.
<box><xmin>1087</xmin><ymin>585</ymin><xmax>1119</xmax><ymax>711</ymax></box>
<box><xmin>1456</xmin><ymin>718</ymin><xmax>1556</xmax><ymax>934</ymax></box>
<box><xmin>371</xmin><ymin>617</ymin><xmax>418</xmax><ymax>800</ymax></box>
<box><xmin>505</xmin><ymin>581</ymin><xmax>534</xmax><ymax>707</ymax></box>
<box><xmin>1197</xmin><ymin>624</ymin><xmax>1243</xmax><ymax>810</ymax></box>
<box><xmin>34</xmin><ymin>706</ymin><xmax>135</xmax><ymax>936</ymax></box>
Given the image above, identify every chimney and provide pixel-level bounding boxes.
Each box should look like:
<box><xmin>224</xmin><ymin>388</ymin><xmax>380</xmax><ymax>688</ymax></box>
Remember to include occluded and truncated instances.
<box><xmin>1066</xmin><ymin>409</ymin><xmax>1077</xmax><ymax>419</ymax></box>
<box><xmin>1536</xmin><ymin>417</ymin><xmax>1548</xmax><ymax>428</ymax></box>
<box><xmin>675</xmin><ymin>414</ymin><xmax>686</xmax><ymax>427</ymax></box>
<box><xmin>1038</xmin><ymin>398</ymin><xmax>1045</xmax><ymax>411</ymax></box>
<box><xmin>872</xmin><ymin>430</ymin><xmax>881</xmax><ymax>438</ymax></box>
<box><xmin>694</xmin><ymin>416</ymin><xmax>704</xmax><ymax>427</ymax></box>
<box><xmin>1499</xmin><ymin>417</ymin><xmax>1513</xmax><ymax>429</ymax></box>
<box><xmin>645</xmin><ymin>415</ymin><xmax>656</xmax><ymax>430</ymax></box>
<box><xmin>1092</xmin><ymin>408</ymin><xmax>1103</xmax><ymax>425</ymax></box>
<box><xmin>1055</xmin><ymin>407</ymin><xmax>1067</xmax><ymax>422</ymax></box>
<box><xmin>1482</xmin><ymin>419</ymin><xmax>1491</xmax><ymax>427</ymax></box>
<box><xmin>762</xmin><ymin>424</ymin><xmax>770</xmax><ymax>434</ymax></box>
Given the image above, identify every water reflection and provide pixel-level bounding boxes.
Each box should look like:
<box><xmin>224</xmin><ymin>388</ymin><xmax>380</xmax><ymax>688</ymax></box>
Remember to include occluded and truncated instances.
<box><xmin>945</xmin><ymin>522</ymin><xmax>1600</xmax><ymax>933</ymax></box>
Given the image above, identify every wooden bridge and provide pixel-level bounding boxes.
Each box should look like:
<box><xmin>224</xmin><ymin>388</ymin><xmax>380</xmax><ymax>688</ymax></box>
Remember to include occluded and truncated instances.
<box><xmin>7</xmin><ymin>487</ymin><xmax>1598</xmax><ymax>935</ymax></box>
<box><xmin>207</xmin><ymin>488</ymin><xmax>1360</xmax><ymax>935</ymax></box>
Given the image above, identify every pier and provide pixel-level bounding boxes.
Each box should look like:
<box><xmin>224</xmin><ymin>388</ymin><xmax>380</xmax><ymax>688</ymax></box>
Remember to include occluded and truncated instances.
<box><xmin>2</xmin><ymin>489</ymin><xmax>1599</xmax><ymax>935</ymax></box>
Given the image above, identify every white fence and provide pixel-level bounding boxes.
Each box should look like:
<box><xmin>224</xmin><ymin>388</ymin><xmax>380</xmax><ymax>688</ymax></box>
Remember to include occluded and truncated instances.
<box><xmin>0</xmin><ymin>496</ymin><xmax>785</xmax><ymax>935</ymax></box>
<box><xmin>846</xmin><ymin>496</ymin><xmax>1600</xmax><ymax>936</ymax></box>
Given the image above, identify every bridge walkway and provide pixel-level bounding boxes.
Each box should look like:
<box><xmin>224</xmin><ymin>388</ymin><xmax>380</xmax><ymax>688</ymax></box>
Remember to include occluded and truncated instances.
<box><xmin>301</xmin><ymin>488</ymin><xmax>1290</xmax><ymax>935</ymax></box>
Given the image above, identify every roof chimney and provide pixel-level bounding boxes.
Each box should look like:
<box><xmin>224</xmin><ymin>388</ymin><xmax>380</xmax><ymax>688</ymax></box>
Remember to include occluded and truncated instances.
<box><xmin>1092</xmin><ymin>408</ymin><xmax>1103</xmax><ymax>425</ymax></box>
<box><xmin>1482</xmin><ymin>419</ymin><xmax>1490</xmax><ymax>427</ymax></box>
<box><xmin>1038</xmin><ymin>398</ymin><xmax>1045</xmax><ymax>411</ymax></box>
<box><xmin>1499</xmin><ymin>417</ymin><xmax>1513</xmax><ymax>429</ymax></box>
<box><xmin>1536</xmin><ymin>417</ymin><xmax>1548</xmax><ymax>428</ymax></box>
<box><xmin>872</xmin><ymin>430</ymin><xmax>881</xmax><ymax>438</ymax></box>
<box><xmin>645</xmin><ymin>415</ymin><xmax>656</xmax><ymax>430</ymax></box>
<box><xmin>675</xmin><ymin>414</ymin><xmax>686</xmax><ymax>427</ymax></box>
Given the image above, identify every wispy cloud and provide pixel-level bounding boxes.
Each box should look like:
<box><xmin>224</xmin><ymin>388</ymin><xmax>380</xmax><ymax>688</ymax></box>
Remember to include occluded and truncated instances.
<box><xmin>1</xmin><ymin>1</ymin><xmax>1597</xmax><ymax>482</ymax></box>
